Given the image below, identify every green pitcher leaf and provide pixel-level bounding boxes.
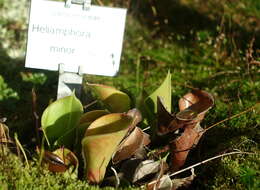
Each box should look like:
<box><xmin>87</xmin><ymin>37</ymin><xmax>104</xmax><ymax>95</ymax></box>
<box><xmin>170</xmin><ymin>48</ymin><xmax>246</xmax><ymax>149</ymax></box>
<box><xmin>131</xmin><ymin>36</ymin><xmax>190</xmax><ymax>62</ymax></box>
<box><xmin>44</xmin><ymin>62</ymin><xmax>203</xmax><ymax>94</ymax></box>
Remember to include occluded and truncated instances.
<box><xmin>78</xmin><ymin>110</ymin><xmax>110</xmax><ymax>141</ymax></box>
<box><xmin>41</xmin><ymin>94</ymin><xmax>83</xmax><ymax>148</ymax></box>
<box><xmin>88</xmin><ymin>83</ymin><xmax>131</xmax><ymax>113</ymax></box>
<box><xmin>146</xmin><ymin>71</ymin><xmax>172</xmax><ymax>114</ymax></box>
<box><xmin>80</xmin><ymin>110</ymin><xmax>110</xmax><ymax>125</ymax></box>
<box><xmin>82</xmin><ymin>113</ymin><xmax>132</xmax><ymax>184</ymax></box>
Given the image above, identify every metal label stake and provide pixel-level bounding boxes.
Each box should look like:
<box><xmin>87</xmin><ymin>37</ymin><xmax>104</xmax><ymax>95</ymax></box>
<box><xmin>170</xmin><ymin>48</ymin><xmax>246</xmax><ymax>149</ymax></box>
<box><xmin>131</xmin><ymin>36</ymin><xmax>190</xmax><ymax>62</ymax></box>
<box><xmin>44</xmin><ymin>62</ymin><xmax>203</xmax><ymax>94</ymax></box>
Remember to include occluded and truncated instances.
<box><xmin>57</xmin><ymin>0</ymin><xmax>91</xmax><ymax>99</ymax></box>
<box><xmin>57</xmin><ymin>64</ymin><xmax>83</xmax><ymax>99</ymax></box>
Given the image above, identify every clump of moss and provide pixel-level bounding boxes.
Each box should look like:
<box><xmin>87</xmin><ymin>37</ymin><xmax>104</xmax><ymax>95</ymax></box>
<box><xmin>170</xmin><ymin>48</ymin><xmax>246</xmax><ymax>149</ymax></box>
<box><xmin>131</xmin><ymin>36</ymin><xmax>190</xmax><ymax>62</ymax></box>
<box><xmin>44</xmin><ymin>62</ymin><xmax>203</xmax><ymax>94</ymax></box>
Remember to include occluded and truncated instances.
<box><xmin>210</xmin><ymin>153</ymin><xmax>260</xmax><ymax>190</ymax></box>
<box><xmin>0</xmin><ymin>147</ymin><xmax>139</xmax><ymax>190</ymax></box>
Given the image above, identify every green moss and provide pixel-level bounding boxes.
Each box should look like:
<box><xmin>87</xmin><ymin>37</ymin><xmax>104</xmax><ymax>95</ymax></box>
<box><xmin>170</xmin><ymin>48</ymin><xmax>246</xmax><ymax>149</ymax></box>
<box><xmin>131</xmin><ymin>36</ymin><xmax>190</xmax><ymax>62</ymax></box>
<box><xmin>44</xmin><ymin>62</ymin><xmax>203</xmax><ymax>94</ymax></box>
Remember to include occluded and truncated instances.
<box><xmin>210</xmin><ymin>154</ymin><xmax>260</xmax><ymax>190</ymax></box>
<box><xmin>0</xmin><ymin>148</ymin><xmax>139</xmax><ymax>190</ymax></box>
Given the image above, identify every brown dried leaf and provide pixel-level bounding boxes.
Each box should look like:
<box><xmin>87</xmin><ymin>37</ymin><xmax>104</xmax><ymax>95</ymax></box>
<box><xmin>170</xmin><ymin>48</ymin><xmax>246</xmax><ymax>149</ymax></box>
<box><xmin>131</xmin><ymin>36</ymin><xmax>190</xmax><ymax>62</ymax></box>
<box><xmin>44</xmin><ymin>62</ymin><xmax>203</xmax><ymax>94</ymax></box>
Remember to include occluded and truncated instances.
<box><xmin>170</xmin><ymin>124</ymin><xmax>204</xmax><ymax>171</ymax></box>
<box><xmin>142</xmin><ymin>131</ymin><xmax>151</xmax><ymax>147</ymax></box>
<box><xmin>43</xmin><ymin>150</ymin><xmax>67</xmax><ymax>172</ymax></box>
<box><xmin>127</xmin><ymin>108</ymin><xmax>142</xmax><ymax>132</ymax></box>
<box><xmin>43</xmin><ymin>148</ymin><xmax>78</xmax><ymax>173</ymax></box>
<box><xmin>112</xmin><ymin>127</ymin><xmax>150</xmax><ymax>164</ymax></box>
<box><xmin>134</xmin><ymin>146</ymin><xmax>148</xmax><ymax>160</ymax></box>
<box><xmin>177</xmin><ymin>89</ymin><xmax>214</xmax><ymax>129</ymax></box>
<box><xmin>157</xmin><ymin>90</ymin><xmax>213</xmax><ymax>135</ymax></box>
<box><xmin>133</xmin><ymin>160</ymin><xmax>161</xmax><ymax>183</ymax></box>
<box><xmin>121</xmin><ymin>159</ymin><xmax>168</xmax><ymax>183</ymax></box>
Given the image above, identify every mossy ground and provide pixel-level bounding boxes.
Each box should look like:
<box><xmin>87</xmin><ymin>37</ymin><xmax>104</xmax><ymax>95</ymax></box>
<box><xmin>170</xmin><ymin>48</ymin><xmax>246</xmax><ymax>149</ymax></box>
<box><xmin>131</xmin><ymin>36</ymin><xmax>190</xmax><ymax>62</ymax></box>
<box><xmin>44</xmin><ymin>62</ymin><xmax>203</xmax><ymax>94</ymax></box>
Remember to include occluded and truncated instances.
<box><xmin>0</xmin><ymin>147</ymin><xmax>140</xmax><ymax>190</ymax></box>
<box><xmin>0</xmin><ymin>0</ymin><xmax>259</xmax><ymax>189</ymax></box>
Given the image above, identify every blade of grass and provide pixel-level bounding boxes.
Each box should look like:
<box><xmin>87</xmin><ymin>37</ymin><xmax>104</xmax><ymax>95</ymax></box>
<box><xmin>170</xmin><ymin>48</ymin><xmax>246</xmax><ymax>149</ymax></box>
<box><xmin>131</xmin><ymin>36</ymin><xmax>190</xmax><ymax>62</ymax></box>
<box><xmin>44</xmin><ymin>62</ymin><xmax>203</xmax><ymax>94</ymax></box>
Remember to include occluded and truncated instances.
<box><xmin>14</xmin><ymin>133</ymin><xmax>29</xmax><ymax>168</ymax></box>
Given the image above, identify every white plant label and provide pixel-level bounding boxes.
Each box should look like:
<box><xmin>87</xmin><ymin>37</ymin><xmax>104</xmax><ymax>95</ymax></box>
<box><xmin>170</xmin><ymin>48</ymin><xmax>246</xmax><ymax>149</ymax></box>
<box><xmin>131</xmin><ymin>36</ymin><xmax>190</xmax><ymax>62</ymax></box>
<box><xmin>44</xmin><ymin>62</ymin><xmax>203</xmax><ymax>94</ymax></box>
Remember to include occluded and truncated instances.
<box><xmin>25</xmin><ymin>0</ymin><xmax>127</xmax><ymax>76</ymax></box>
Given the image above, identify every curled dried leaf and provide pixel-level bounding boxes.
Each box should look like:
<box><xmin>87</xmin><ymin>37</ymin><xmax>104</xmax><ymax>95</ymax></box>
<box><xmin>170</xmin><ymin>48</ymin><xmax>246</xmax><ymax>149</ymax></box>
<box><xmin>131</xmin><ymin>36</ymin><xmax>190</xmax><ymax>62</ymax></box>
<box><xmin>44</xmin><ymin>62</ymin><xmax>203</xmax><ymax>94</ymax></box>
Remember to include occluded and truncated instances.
<box><xmin>170</xmin><ymin>124</ymin><xmax>204</xmax><ymax>172</ymax></box>
<box><xmin>43</xmin><ymin>150</ymin><xmax>67</xmax><ymax>172</ymax></box>
<box><xmin>112</xmin><ymin>127</ymin><xmax>150</xmax><ymax>164</ymax></box>
<box><xmin>121</xmin><ymin>159</ymin><xmax>164</xmax><ymax>183</ymax></box>
<box><xmin>177</xmin><ymin>89</ymin><xmax>214</xmax><ymax>128</ymax></box>
<box><xmin>43</xmin><ymin>148</ymin><xmax>78</xmax><ymax>173</ymax></box>
<box><xmin>157</xmin><ymin>90</ymin><xmax>213</xmax><ymax>135</ymax></box>
<box><xmin>127</xmin><ymin>108</ymin><xmax>142</xmax><ymax>132</ymax></box>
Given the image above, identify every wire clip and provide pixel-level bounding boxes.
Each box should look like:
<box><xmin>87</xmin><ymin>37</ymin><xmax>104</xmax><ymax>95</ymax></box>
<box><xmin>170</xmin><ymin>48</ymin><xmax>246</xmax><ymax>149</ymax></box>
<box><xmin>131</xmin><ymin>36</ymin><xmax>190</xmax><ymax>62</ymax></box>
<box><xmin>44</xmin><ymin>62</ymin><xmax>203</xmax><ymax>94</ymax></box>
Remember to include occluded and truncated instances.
<box><xmin>65</xmin><ymin>0</ymin><xmax>91</xmax><ymax>10</ymax></box>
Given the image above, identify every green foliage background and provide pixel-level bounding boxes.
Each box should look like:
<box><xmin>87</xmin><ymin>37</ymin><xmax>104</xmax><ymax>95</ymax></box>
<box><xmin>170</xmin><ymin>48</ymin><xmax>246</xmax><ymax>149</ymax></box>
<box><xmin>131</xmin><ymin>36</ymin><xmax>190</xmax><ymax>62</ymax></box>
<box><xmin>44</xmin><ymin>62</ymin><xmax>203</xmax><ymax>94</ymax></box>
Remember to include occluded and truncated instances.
<box><xmin>0</xmin><ymin>0</ymin><xmax>259</xmax><ymax>189</ymax></box>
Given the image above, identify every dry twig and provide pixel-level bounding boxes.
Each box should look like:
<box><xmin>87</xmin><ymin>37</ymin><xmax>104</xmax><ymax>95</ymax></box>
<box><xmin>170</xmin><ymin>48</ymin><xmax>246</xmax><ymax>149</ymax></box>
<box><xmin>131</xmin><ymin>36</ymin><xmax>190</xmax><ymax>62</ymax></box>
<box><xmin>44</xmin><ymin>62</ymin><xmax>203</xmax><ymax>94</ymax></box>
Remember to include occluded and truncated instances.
<box><xmin>203</xmin><ymin>103</ymin><xmax>259</xmax><ymax>133</ymax></box>
<box><xmin>169</xmin><ymin>150</ymin><xmax>254</xmax><ymax>178</ymax></box>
